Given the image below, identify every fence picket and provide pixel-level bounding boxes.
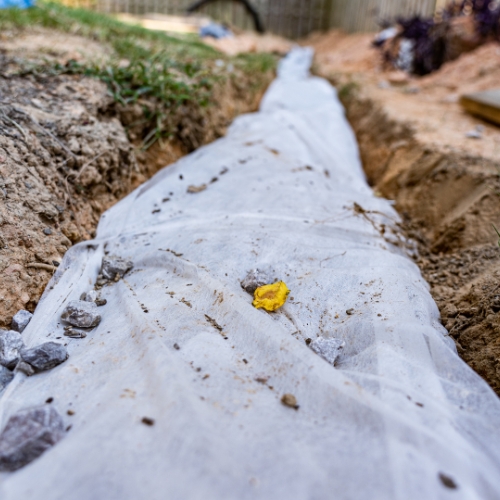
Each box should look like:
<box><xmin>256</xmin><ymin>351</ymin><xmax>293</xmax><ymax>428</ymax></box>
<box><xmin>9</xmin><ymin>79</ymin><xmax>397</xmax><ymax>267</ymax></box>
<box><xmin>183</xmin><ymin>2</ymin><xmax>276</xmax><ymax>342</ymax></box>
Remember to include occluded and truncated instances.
<box><xmin>56</xmin><ymin>0</ymin><xmax>438</xmax><ymax>37</ymax></box>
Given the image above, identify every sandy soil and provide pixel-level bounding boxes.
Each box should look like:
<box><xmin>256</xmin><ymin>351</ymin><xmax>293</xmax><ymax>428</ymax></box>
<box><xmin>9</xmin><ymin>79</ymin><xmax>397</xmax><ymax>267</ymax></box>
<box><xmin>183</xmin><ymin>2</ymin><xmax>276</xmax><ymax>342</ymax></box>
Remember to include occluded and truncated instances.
<box><xmin>308</xmin><ymin>30</ymin><xmax>500</xmax><ymax>396</ymax></box>
<box><xmin>0</xmin><ymin>28</ymin><xmax>113</xmax><ymax>65</ymax></box>
<box><xmin>0</xmin><ymin>30</ymin><xmax>274</xmax><ymax>329</ymax></box>
<box><xmin>203</xmin><ymin>31</ymin><xmax>292</xmax><ymax>56</ymax></box>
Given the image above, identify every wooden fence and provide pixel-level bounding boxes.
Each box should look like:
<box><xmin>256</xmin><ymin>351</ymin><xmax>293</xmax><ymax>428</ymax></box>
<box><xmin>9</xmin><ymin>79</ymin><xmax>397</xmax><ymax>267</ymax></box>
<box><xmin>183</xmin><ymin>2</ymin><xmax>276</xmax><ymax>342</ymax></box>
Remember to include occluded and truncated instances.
<box><xmin>61</xmin><ymin>0</ymin><xmax>439</xmax><ymax>37</ymax></box>
<box><xmin>329</xmin><ymin>0</ymin><xmax>438</xmax><ymax>33</ymax></box>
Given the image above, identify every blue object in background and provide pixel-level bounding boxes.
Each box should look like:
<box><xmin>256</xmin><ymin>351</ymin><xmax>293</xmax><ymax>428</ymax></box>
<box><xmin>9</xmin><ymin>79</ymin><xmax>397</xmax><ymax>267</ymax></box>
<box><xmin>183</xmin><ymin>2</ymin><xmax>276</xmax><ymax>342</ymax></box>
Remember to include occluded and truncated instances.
<box><xmin>199</xmin><ymin>22</ymin><xmax>233</xmax><ymax>39</ymax></box>
<box><xmin>0</xmin><ymin>0</ymin><xmax>35</xmax><ymax>8</ymax></box>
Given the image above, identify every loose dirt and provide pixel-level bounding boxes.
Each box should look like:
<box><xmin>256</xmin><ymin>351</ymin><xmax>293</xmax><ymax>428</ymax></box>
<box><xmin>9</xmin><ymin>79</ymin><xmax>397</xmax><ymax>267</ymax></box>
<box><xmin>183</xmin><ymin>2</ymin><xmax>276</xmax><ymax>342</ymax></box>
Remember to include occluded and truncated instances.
<box><xmin>308</xmin><ymin>30</ymin><xmax>500</xmax><ymax>396</ymax></box>
<box><xmin>0</xmin><ymin>30</ymin><xmax>274</xmax><ymax>329</ymax></box>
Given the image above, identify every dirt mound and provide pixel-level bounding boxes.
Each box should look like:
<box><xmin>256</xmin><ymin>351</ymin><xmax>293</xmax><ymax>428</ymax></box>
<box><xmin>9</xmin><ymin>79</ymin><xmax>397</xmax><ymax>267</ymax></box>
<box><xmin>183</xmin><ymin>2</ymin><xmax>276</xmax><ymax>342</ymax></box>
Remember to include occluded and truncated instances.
<box><xmin>0</xmin><ymin>27</ymin><xmax>113</xmax><ymax>65</ymax></box>
<box><xmin>304</xmin><ymin>30</ymin><xmax>378</xmax><ymax>74</ymax></box>
<box><xmin>312</xmin><ymin>31</ymin><xmax>500</xmax><ymax>396</ymax></box>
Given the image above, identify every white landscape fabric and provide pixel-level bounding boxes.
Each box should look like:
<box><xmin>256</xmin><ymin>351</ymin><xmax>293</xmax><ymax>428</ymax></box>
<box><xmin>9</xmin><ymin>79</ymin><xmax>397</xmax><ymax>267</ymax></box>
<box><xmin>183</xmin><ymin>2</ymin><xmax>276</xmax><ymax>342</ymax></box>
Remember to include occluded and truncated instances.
<box><xmin>1</xmin><ymin>48</ymin><xmax>500</xmax><ymax>499</ymax></box>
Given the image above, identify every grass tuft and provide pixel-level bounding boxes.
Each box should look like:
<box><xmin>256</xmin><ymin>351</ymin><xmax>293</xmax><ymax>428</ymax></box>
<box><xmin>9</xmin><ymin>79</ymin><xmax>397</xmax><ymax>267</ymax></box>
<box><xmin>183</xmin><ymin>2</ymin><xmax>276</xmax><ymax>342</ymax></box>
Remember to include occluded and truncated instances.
<box><xmin>0</xmin><ymin>2</ymin><xmax>277</xmax><ymax>148</ymax></box>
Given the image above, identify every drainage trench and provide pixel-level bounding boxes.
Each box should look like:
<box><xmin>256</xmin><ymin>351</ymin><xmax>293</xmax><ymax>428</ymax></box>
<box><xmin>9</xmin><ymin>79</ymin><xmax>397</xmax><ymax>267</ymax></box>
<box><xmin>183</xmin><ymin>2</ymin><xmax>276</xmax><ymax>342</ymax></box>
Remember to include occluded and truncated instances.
<box><xmin>341</xmin><ymin>89</ymin><xmax>500</xmax><ymax>397</ymax></box>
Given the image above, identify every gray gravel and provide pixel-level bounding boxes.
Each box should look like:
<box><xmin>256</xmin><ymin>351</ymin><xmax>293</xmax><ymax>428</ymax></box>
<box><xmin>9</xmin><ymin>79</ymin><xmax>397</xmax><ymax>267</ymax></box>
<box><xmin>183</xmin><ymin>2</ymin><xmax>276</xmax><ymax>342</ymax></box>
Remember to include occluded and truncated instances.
<box><xmin>241</xmin><ymin>268</ymin><xmax>274</xmax><ymax>294</ymax></box>
<box><xmin>20</xmin><ymin>342</ymin><xmax>69</xmax><ymax>373</ymax></box>
<box><xmin>61</xmin><ymin>300</ymin><xmax>101</xmax><ymax>328</ymax></box>
<box><xmin>0</xmin><ymin>330</ymin><xmax>25</xmax><ymax>369</ymax></box>
<box><xmin>11</xmin><ymin>310</ymin><xmax>33</xmax><ymax>333</ymax></box>
<box><xmin>101</xmin><ymin>255</ymin><xmax>133</xmax><ymax>281</ymax></box>
<box><xmin>0</xmin><ymin>405</ymin><xmax>65</xmax><ymax>472</ymax></box>
<box><xmin>0</xmin><ymin>365</ymin><xmax>14</xmax><ymax>390</ymax></box>
<box><xmin>309</xmin><ymin>337</ymin><xmax>344</xmax><ymax>365</ymax></box>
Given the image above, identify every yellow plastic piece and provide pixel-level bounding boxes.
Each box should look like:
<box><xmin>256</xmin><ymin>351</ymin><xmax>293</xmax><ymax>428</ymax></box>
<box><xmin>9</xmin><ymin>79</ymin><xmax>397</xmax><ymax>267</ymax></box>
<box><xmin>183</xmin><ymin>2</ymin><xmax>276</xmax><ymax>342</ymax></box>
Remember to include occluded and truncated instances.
<box><xmin>253</xmin><ymin>281</ymin><xmax>290</xmax><ymax>312</ymax></box>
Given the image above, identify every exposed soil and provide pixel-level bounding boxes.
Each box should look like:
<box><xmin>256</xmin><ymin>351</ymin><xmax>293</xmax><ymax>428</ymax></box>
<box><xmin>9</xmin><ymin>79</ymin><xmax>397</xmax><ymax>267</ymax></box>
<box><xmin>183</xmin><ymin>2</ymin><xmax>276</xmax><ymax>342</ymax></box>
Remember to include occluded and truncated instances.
<box><xmin>308</xmin><ymin>30</ymin><xmax>500</xmax><ymax>396</ymax></box>
<box><xmin>0</xmin><ymin>31</ymin><xmax>274</xmax><ymax>329</ymax></box>
<box><xmin>203</xmin><ymin>31</ymin><xmax>292</xmax><ymax>56</ymax></box>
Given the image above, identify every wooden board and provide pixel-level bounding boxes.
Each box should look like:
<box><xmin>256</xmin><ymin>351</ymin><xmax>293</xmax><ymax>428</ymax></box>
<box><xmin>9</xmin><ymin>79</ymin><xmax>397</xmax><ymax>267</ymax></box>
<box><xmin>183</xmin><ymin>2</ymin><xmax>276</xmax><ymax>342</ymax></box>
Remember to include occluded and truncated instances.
<box><xmin>460</xmin><ymin>89</ymin><xmax>500</xmax><ymax>126</ymax></box>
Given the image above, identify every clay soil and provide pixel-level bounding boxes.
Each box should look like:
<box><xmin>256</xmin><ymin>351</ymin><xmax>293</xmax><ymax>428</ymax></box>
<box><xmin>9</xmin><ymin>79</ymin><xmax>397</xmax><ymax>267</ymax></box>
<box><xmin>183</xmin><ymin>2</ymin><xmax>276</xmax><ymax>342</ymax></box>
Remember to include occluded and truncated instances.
<box><xmin>0</xmin><ymin>28</ymin><xmax>274</xmax><ymax>329</ymax></box>
<box><xmin>307</xmin><ymin>30</ymin><xmax>500</xmax><ymax>396</ymax></box>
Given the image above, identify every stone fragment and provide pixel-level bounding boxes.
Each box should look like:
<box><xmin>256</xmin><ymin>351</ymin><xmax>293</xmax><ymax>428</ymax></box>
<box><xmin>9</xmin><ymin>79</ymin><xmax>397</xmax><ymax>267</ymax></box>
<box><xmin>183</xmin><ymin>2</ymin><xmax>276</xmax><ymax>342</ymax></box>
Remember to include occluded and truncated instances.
<box><xmin>61</xmin><ymin>300</ymin><xmax>101</xmax><ymax>328</ymax></box>
<box><xmin>0</xmin><ymin>365</ymin><xmax>14</xmax><ymax>390</ymax></box>
<box><xmin>281</xmin><ymin>393</ymin><xmax>299</xmax><ymax>410</ymax></box>
<box><xmin>0</xmin><ymin>330</ymin><xmax>25</xmax><ymax>369</ymax></box>
<box><xmin>101</xmin><ymin>255</ymin><xmax>133</xmax><ymax>281</ymax></box>
<box><xmin>309</xmin><ymin>337</ymin><xmax>344</xmax><ymax>365</ymax></box>
<box><xmin>11</xmin><ymin>310</ymin><xmax>33</xmax><ymax>333</ymax></box>
<box><xmin>80</xmin><ymin>290</ymin><xmax>97</xmax><ymax>302</ymax></box>
<box><xmin>0</xmin><ymin>405</ymin><xmax>65</xmax><ymax>472</ymax></box>
<box><xmin>20</xmin><ymin>342</ymin><xmax>68</xmax><ymax>372</ymax></box>
<box><xmin>63</xmin><ymin>327</ymin><xmax>87</xmax><ymax>339</ymax></box>
<box><xmin>16</xmin><ymin>361</ymin><xmax>35</xmax><ymax>377</ymax></box>
<box><xmin>241</xmin><ymin>268</ymin><xmax>274</xmax><ymax>294</ymax></box>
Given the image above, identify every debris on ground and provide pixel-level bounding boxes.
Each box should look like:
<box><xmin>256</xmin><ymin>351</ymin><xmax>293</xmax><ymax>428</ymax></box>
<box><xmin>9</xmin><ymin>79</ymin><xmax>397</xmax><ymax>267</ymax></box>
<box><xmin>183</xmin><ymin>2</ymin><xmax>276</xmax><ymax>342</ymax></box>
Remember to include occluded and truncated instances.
<box><xmin>19</xmin><ymin>342</ymin><xmax>68</xmax><ymax>373</ymax></box>
<box><xmin>11</xmin><ymin>310</ymin><xmax>33</xmax><ymax>333</ymax></box>
<box><xmin>241</xmin><ymin>268</ymin><xmax>274</xmax><ymax>294</ymax></box>
<box><xmin>0</xmin><ymin>330</ymin><xmax>25</xmax><ymax>369</ymax></box>
<box><xmin>253</xmin><ymin>281</ymin><xmax>290</xmax><ymax>312</ymax></box>
<box><xmin>61</xmin><ymin>300</ymin><xmax>101</xmax><ymax>328</ymax></box>
<box><xmin>100</xmin><ymin>256</ymin><xmax>133</xmax><ymax>281</ymax></box>
<box><xmin>460</xmin><ymin>88</ymin><xmax>500</xmax><ymax>125</ymax></box>
<box><xmin>0</xmin><ymin>365</ymin><xmax>14</xmax><ymax>390</ymax></box>
<box><xmin>373</xmin><ymin>0</ymin><xmax>500</xmax><ymax>76</ymax></box>
<box><xmin>465</xmin><ymin>125</ymin><xmax>484</xmax><ymax>138</ymax></box>
<box><xmin>309</xmin><ymin>337</ymin><xmax>344</xmax><ymax>365</ymax></box>
<box><xmin>200</xmin><ymin>22</ymin><xmax>233</xmax><ymax>39</ymax></box>
<box><xmin>187</xmin><ymin>184</ymin><xmax>207</xmax><ymax>194</ymax></box>
<box><xmin>63</xmin><ymin>327</ymin><xmax>87</xmax><ymax>339</ymax></box>
<box><xmin>281</xmin><ymin>393</ymin><xmax>299</xmax><ymax>410</ymax></box>
<box><xmin>0</xmin><ymin>405</ymin><xmax>65</xmax><ymax>472</ymax></box>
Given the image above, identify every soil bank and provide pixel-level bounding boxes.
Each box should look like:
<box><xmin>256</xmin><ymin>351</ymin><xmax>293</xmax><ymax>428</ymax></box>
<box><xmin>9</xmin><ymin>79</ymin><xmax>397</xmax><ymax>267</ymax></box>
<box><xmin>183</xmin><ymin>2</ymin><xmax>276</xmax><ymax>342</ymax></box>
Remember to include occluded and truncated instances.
<box><xmin>308</xmin><ymin>30</ymin><xmax>500</xmax><ymax>396</ymax></box>
<box><xmin>0</xmin><ymin>27</ymin><xmax>275</xmax><ymax>328</ymax></box>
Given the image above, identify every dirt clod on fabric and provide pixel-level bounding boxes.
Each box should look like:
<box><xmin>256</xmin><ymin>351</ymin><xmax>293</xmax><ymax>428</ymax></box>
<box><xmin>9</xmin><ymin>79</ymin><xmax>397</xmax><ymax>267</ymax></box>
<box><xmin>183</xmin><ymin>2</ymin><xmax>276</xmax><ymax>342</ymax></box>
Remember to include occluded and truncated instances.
<box><xmin>281</xmin><ymin>393</ymin><xmax>299</xmax><ymax>410</ymax></box>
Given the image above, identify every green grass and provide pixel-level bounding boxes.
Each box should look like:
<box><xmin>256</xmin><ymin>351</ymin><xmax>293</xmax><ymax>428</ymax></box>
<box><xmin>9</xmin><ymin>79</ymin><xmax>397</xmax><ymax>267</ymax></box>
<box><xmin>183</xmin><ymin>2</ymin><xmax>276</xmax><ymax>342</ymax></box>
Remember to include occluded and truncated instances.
<box><xmin>0</xmin><ymin>2</ymin><xmax>277</xmax><ymax>148</ymax></box>
<box><xmin>0</xmin><ymin>2</ymin><xmax>217</xmax><ymax>59</ymax></box>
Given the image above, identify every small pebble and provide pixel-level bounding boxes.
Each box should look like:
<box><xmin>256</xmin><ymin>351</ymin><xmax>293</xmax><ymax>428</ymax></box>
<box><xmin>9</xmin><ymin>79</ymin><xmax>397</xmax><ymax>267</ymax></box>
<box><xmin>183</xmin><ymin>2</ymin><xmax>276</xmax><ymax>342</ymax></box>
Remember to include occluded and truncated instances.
<box><xmin>0</xmin><ymin>366</ymin><xmax>14</xmax><ymax>391</ymax></box>
<box><xmin>141</xmin><ymin>417</ymin><xmax>155</xmax><ymax>426</ymax></box>
<box><xmin>43</xmin><ymin>228</ymin><xmax>52</xmax><ymax>235</ymax></box>
<box><xmin>346</xmin><ymin>309</ymin><xmax>354</xmax><ymax>315</ymax></box>
<box><xmin>281</xmin><ymin>393</ymin><xmax>299</xmax><ymax>410</ymax></box>
<box><xmin>11</xmin><ymin>310</ymin><xmax>33</xmax><ymax>333</ymax></box>
<box><xmin>0</xmin><ymin>330</ymin><xmax>25</xmax><ymax>369</ymax></box>
<box><xmin>16</xmin><ymin>361</ymin><xmax>35</xmax><ymax>377</ymax></box>
<box><xmin>63</xmin><ymin>328</ymin><xmax>87</xmax><ymax>339</ymax></box>
<box><xmin>439</xmin><ymin>472</ymin><xmax>458</xmax><ymax>490</ymax></box>
<box><xmin>61</xmin><ymin>300</ymin><xmax>101</xmax><ymax>328</ymax></box>
<box><xmin>20</xmin><ymin>342</ymin><xmax>69</xmax><ymax>373</ymax></box>
<box><xmin>101</xmin><ymin>256</ymin><xmax>133</xmax><ymax>281</ymax></box>
<box><xmin>309</xmin><ymin>337</ymin><xmax>344</xmax><ymax>365</ymax></box>
<box><xmin>0</xmin><ymin>405</ymin><xmax>65</xmax><ymax>472</ymax></box>
<box><xmin>241</xmin><ymin>268</ymin><xmax>274</xmax><ymax>294</ymax></box>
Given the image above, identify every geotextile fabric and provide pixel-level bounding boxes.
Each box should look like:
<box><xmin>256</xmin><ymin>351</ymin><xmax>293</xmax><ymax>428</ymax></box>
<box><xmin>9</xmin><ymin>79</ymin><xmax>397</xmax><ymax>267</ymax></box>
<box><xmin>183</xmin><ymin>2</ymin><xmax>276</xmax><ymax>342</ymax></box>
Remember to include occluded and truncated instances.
<box><xmin>1</xmin><ymin>48</ymin><xmax>499</xmax><ymax>499</ymax></box>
